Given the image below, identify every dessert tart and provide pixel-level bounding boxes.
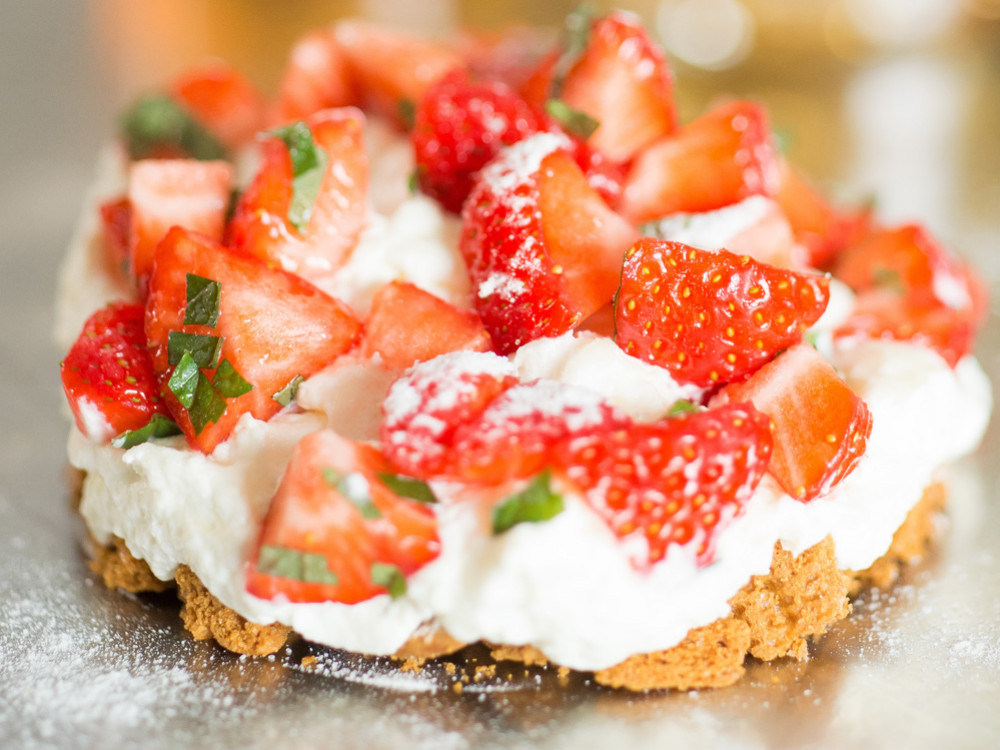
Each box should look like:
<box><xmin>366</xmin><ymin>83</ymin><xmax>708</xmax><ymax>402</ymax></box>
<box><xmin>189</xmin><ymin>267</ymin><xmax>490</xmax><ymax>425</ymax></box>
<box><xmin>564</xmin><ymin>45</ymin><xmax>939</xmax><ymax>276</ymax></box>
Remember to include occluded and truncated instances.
<box><xmin>56</xmin><ymin>10</ymin><xmax>991</xmax><ymax>691</ymax></box>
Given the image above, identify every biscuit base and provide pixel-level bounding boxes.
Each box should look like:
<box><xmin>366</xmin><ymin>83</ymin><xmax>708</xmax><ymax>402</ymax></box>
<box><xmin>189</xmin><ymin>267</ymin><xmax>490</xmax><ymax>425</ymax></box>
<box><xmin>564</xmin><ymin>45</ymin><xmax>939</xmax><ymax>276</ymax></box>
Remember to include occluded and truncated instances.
<box><xmin>82</xmin><ymin>482</ymin><xmax>945</xmax><ymax>692</ymax></box>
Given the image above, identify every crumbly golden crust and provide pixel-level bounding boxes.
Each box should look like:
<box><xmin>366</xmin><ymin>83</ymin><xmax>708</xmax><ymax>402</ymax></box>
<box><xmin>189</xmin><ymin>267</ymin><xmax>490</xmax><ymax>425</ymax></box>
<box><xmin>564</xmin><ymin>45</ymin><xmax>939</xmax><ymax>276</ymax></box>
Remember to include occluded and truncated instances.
<box><xmin>82</xmin><ymin>482</ymin><xmax>946</xmax><ymax>690</ymax></box>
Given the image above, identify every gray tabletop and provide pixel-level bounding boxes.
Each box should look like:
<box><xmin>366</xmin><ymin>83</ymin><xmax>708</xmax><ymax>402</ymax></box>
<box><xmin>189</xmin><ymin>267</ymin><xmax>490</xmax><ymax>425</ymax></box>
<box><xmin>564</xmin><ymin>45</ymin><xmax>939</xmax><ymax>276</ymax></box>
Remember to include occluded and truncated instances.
<box><xmin>3</xmin><ymin>2</ymin><xmax>999</xmax><ymax>748</ymax></box>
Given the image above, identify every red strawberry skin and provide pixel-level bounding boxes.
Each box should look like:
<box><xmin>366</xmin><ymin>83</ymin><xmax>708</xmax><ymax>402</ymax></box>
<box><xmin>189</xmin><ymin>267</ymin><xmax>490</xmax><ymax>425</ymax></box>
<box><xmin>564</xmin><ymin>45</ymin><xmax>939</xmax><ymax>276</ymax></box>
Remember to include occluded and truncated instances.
<box><xmin>61</xmin><ymin>302</ymin><xmax>168</xmax><ymax>442</ymax></box>
<box><xmin>170</xmin><ymin>63</ymin><xmax>265</xmax><ymax>151</ymax></box>
<box><xmin>247</xmin><ymin>430</ymin><xmax>440</xmax><ymax>604</ymax></box>
<box><xmin>146</xmin><ymin>227</ymin><xmax>360</xmax><ymax>453</ymax></box>
<box><xmin>615</xmin><ymin>238</ymin><xmax>830</xmax><ymax>387</ymax></box>
<box><xmin>556</xmin><ymin>402</ymin><xmax>772</xmax><ymax>567</ymax></box>
<box><xmin>722</xmin><ymin>344</ymin><xmax>871</xmax><ymax>501</ymax></box>
<box><xmin>380</xmin><ymin>352</ymin><xmax>519</xmax><ymax>479</ymax></box>
<box><xmin>460</xmin><ymin>134</ymin><xmax>638</xmax><ymax>354</ymax></box>
<box><xmin>271</xmin><ymin>28</ymin><xmax>356</xmax><ymax>125</ymax></box>
<box><xmin>619</xmin><ymin>100</ymin><xmax>780</xmax><ymax>225</ymax></box>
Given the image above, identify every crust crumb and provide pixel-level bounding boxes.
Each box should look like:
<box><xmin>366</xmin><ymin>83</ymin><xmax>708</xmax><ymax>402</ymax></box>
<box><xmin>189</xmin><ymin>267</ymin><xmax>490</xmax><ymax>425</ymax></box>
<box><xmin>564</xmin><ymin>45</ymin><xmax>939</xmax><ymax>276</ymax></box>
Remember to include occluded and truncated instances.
<box><xmin>595</xmin><ymin>618</ymin><xmax>751</xmax><ymax>691</ymax></box>
<box><xmin>488</xmin><ymin>643</ymin><xmax>548</xmax><ymax>666</ymax></box>
<box><xmin>301</xmin><ymin>655</ymin><xmax>317</xmax><ymax>667</ymax></box>
<box><xmin>174</xmin><ymin>565</ymin><xmax>290</xmax><ymax>656</ymax></box>
<box><xmin>473</xmin><ymin>664</ymin><xmax>497</xmax><ymax>682</ymax></box>
<box><xmin>730</xmin><ymin>536</ymin><xmax>851</xmax><ymax>662</ymax></box>
<box><xmin>88</xmin><ymin>535</ymin><xmax>172</xmax><ymax>594</ymax></box>
<box><xmin>399</xmin><ymin>656</ymin><xmax>424</xmax><ymax>673</ymax></box>
<box><xmin>392</xmin><ymin>627</ymin><xmax>466</xmax><ymax>663</ymax></box>
<box><xmin>849</xmin><ymin>482</ymin><xmax>945</xmax><ymax>595</ymax></box>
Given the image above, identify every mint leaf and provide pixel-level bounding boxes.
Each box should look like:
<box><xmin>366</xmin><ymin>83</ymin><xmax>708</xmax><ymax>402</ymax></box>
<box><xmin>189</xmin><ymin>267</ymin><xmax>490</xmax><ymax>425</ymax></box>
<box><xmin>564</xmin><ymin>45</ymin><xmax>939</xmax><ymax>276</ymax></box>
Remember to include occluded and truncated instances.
<box><xmin>397</xmin><ymin>98</ymin><xmax>416</xmax><ymax>130</ymax></box>
<box><xmin>167</xmin><ymin>331</ymin><xmax>223</xmax><ymax>368</ymax></box>
<box><xmin>257</xmin><ymin>545</ymin><xmax>339</xmax><ymax>585</ymax></box>
<box><xmin>184</xmin><ymin>273</ymin><xmax>221</xmax><ymax>327</ymax></box>
<box><xmin>550</xmin><ymin>4</ymin><xmax>597</xmax><ymax>98</ymax></box>
<box><xmin>112</xmin><ymin>413</ymin><xmax>182</xmax><ymax>449</ymax></box>
<box><xmin>545</xmin><ymin>99</ymin><xmax>599</xmax><ymax>140</ymax></box>
<box><xmin>188</xmin><ymin>372</ymin><xmax>228</xmax><ymax>434</ymax></box>
<box><xmin>119</xmin><ymin>94</ymin><xmax>226</xmax><ymax>161</ymax></box>
<box><xmin>167</xmin><ymin>351</ymin><xmax>200</xmax><ymax>409</ymax></box>
<box><xmin>667</xmin><ymin>400</ymin><xmax>699</xmax><ymax>417</ymax></box>
<box><xmin>492</xmin><ymin>472</ymin><xmax>564</xmax><ymax>535</ymax></box>
<box><xmin>323</xmin><ymin>468</ymin><xmax>382</xmax><ymax>519</ymax></box>
<box><xmin>377</xmin><ymin>473</ymin><xmax>437</xmax><ymax>504</ymax></box>
<box><xmin>370</xmin><ymin>562</ymin><xmax>407</xmax><ymax>599</ymax></box>
<box><xmin>270</xmin><ymin>122</ymin><xmax>329</xmax><ymax>233</ymax></box>
<box><xmin>212</xmin><ymin>359</ymin><xmax>253</xmax><ymax>398</ymax></box>
<box><xmin>272</xmin><ymin>375</ymin><xmax>304</xmax><ymax>407</ymax></box>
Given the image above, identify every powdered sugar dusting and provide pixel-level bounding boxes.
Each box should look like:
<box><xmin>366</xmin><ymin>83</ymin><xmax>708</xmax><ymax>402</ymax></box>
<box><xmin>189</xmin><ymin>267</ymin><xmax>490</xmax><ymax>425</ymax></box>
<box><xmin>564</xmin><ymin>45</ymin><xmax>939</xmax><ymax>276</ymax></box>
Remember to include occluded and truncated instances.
<box><xmin>478</xmin><ymin>132</ymin><xmax>570</xmax><ymax>197</ymax></box>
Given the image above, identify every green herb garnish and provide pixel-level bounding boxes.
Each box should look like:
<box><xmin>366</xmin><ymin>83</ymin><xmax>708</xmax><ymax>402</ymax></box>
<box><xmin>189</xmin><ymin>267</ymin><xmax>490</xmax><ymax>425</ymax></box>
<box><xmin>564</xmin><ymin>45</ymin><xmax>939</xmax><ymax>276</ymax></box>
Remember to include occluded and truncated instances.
<box><xmin>112</xmin><ymin>413</ymin><xmax>182</xmax><ymax>449</ymax></box>
<box><xmin>212</xmin><ymin>359</ymin><xmax>254</xmax><ymax>398</ymax></box>
<box><xmin>257</xmin><ymin>545</ymin><xmax>339</xmax><ymax>585</ymax></box>
<box><xmin>491</xmin><ymin>471</ymin><xmax>564</xmax><ymax>535</ymax></box>
<box><xmin>377</xmin><ymin>473</ymin><xmax>437</xmax><ymax>504</ymax></box>
<box><xmin>667</xmin><ymin>400</ymin><xmax>699</xmax><ymax>417</ymax></box>
<box><xmin>550</xmin><ymin>3</ymin><xmax>598</xmax><ymax>98</ymax></box>
<box><xmin>370</xmin><ymin>562</ymin><xmax>407</xmax><ymax>599</ymax></box>
<box><xmin>167</xmin><ymin>331</ymin><xmax>223</xmax><ymax>369</ymax></box>
<box><xmin>323</xmin><ymin>467</ymin><xmax>382</xmax><ymax>519</ymax></box>
<box><xmin>167</xmin><ymin>351</ymin><xmax>201</xmax><ymax>409</ymax></box>
<box><xmin>272</xmin><ymin>375</ymin><xmax>305</xmax><ymax>407</ymax></box>
<box><xmin>545</xmin><ymin>99</ymin><xmax>600</xmax><ymax>140</ymax></box>
<box><xmin>397</xmin><ymin>98</ymin><xmax>417</xmax><ymax>130</ymax></box>
<box><xmin>119</xmin><ymin>94</ymin><xmax>226</xmax><ymax>161</ymax></box>
<box><xmin>188</xmin><ymin>372</ymin><xmax>228</xmax><ymax>434</ymax></box>
<box><xmin>184</xmin><ymin>273</ymin><xmax>221</xmax><ymax>327</ymax></box>
<box><xmin>270</xmin><ymin>121</ymin><xmax>329</xmax><ymax>232</ymax></box>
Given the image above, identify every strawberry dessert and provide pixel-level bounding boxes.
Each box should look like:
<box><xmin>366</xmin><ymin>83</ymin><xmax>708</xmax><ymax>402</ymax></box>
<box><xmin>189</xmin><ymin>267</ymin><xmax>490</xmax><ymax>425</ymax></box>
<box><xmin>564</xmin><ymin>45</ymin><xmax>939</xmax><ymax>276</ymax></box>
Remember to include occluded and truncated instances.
<box><xmin>55</xmin><ymin>10</ymin><xmax>991</xmax><ymax>691</ymax></box>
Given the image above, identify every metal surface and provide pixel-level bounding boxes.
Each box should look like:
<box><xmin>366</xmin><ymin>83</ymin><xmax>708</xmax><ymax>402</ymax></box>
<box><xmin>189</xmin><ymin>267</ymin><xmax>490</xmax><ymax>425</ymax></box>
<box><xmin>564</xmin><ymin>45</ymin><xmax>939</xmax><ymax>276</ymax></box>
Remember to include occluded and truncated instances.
<box><xmin>2</xmin><ymin>2</ymin><xmax>999</xmax><ymax>748</ymax></box>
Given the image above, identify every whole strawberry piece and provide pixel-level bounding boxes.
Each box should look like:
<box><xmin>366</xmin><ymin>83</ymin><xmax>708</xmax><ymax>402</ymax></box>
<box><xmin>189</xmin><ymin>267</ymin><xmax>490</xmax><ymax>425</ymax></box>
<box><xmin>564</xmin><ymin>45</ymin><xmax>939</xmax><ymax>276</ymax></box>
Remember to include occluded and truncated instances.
<box><xmin>412</xmin><ymin>73</ymin><xmax>547</xmax><ymax>213</ymax></box>
<box><xmin>556</xmin><ymin>402</ymin><xmax>772</xmax><ymax>567</ymax></box>
<box><xmin>380</xmin><ymin>351</ymin><xmax>519</xmax><ymax>479</ymax></box>
<box><xmin>247</xmin><ymin>430</ymin><xmax>440</xmax><ymax>605</ymax></box>
<box><xmin>614</xmin><ymin>238</ymin><xmax>830</xmax><ymax>387</ymax></box>
<box><xmin>61</xmin><ymin>302</ymin><xmax>171</xmax><ymax>443</ymax></box>
<box><xmin>461</xmin><ymin>132</ymin><xmax>638</xmax><ymax>354</ymax></box>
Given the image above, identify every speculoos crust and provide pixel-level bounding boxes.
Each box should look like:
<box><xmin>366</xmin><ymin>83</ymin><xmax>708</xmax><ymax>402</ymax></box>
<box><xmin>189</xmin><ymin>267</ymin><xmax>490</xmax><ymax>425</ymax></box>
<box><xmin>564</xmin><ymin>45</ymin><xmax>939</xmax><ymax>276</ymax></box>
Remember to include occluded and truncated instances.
<box><xmin>81</xmin><ymin>481</ymin><xmax>946</xmax><ymax>691</ymax></box>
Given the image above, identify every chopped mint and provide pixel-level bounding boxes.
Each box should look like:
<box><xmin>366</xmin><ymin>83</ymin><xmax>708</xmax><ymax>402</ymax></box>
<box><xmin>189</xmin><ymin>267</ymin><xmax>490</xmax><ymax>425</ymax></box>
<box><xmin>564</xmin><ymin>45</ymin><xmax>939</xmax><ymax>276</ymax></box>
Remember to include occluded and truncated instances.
<box><xmin>370</xmin><ymin>562</ymin><xmax>407</xmax><ymax>599</ymax></box>
<box><xmin>873</xmin><ymin>267</ymin><xmax>904</xmax><ymax>294</ymax></box>
<box><xmin>667</xmin><ymin>400</ymin><xmax>699</xmax><ymax>417</ymax></box>
<box><xmin>212</xmin><ymin>359</ymin><xmax>253</xmax><ymax>398</ymax></box>
<box><xmin>397</xmin><ymin>98</ymin><xmax>417</xmax><ymax>130</ymax></box>
<box><xmin>545</xmin><ymin>99</ymin><xmax>599</xmax><ymax>140</ymax></box>
<box><xmin>119</xmin><ymin>94</ymin><xmax>226</xmax><ymax>162</ymax></box>
<box><xmin>270</xmin><ymin>121</ymin><xmax>329</xmax><ymax>232</ymax></box>
<box><xmin>112</xmin><ymin>413</ymin><xmax>182</xmax><ymax>449</ymax></box>
<box><xmin>167</xmin><ymin>351</ymin><xmax>201</xmax><ymax>409</ymax></box>
<box><xmin>492</xmin><ymin>471</ymin><xmax>564</xmax><ymax>535</ymax></box>
<box><xmin>377</xmin><ymin>472</ymin><xmax>438</xmax><ymax>504</ymax></box>
<box><xmin>804</xmin><ymin>330</ymin><xmax>821</xmax><ymax>350</ymax></box>
<box><xmin>272</xmin><ymin>375</ymin><xmax>305</xmax><ymax>407</ymax></box>
<box><xmin>257</xmin><ymin>545</ymin><xmax>339</xmax><ymax>585</ymax></box>
<box><xmin>188</xmin><ymin>372</ymin><xmax>228</xmax><ymax>434</ymax></box>
<box><xmin>167</xmin><ymin>331</ymin><xmax>223</xmax><ymax>369</ymax></box>
<box><xmin>407</xmin><ymin>170</ymin><xmax>420</xmax><ymax>195</ymax></box>
<box><xmin>184</xmin><ymin>273</ymin><xmax>221</xmax><ymax>327</ymax></box>
<box><xmin>550</xmin><ymin>3</ymin><xmax>597</xmax><ymax>98</ymax></box>
<box><xmin>323</xmin><ymin>467</ymin><xmax>382</xmax><ymax>519</ymax></box>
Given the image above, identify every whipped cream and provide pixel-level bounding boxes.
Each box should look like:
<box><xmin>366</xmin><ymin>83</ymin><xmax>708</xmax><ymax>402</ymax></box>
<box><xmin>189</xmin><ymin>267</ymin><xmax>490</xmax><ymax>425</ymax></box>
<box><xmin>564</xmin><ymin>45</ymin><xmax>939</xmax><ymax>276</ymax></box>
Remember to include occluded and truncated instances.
<box><xmin>59</xmin><ymin>125</ymin><xmax>992</xmax><ymax>672</ymax></box>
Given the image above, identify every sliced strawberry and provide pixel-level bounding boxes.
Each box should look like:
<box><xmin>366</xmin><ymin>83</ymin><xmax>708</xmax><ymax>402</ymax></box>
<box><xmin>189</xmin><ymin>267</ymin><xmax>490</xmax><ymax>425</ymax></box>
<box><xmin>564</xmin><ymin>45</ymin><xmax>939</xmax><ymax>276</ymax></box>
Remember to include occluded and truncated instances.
<box><xmin>527</xmin><ymin>11</ymin><xmax>677</xmax><ymax>164</ymax></box>
<box><xmin>228</xmin><ymin>108</ymin><xmax>368</xmax><ymax>281</ymax></box>
<box><xmin>361</xmin><ymin>281</ymin><xmax>490</xmax><ymax>369</ymax></box>
<box><xmin>614</xmin><ymin>238</ymin><xmax>830</xmax><ymax>387</ymax></box>
<box><xmin>271</xmin><ymin>28</ymin><xmax>355</xmax><ymax>124</ymax></box>
<box><xmin>556</xmin><ymin>402</ymin><xmax>772</xmax><ymax>567</ymax></box>
<box><xmin>146</xmin><ymin>227</ymin><xmax>360</xmax><ymax>453</ymax></box>
<box><xmin>247</xmin><ymin>430</ymin><xmax>440</xmax><ymax>604</ymax></box>
<box><xmin>460</xmin><ymin>133</ymin><xmax>638</xmax><ymax>354</ymax></box>
<box><xmin>775</xmin><ymin>161</ymin><xmax>870</xmax><ymax>270</ymax></box>
<box><xmin>380</xmin><ymin>352</ymin><xmax>519</xmax><ymax>479</ymax></box>
<box><xmin>128</xmin><ymin>159</ymin><xmax>233</xmax><ymax>292</ymax></box>
<box><xmin>619</xmin><ymin>100</ymin><xmax>781</xmax><ymax>225</ymax></box>
<box><xmin>722</xmin><ymin>344</ymin><xmax>871</xmax><ymax>501</ymax></box>
<box><xmin>449</xmin><ymin>380</ymin><xmax>629</xmax><ymax>484</ymax></box>
<box><xmin>332</xmin><ymin>21</ymin><xmax>462</xmax><ymax>126</ymax></box>
<box><xmin>170</xmin><ymin>63</ymin><xmax>265</xmax><ymax>151</ymax></box>
<box><xmin>99</xmin><ymin>197</ymin><xmax>132</xmax><ymax>279</ymax></box>
<box><xmin>412</xmin><ymin>73</ymin><xmax>548</xmax><ymax>213</ymax></box>
<box><xmin>836</xmin><ymin>289</ymin><xmax>975</xmax><ymax>368</ymax></box>
<box><xmin>61</xmin><ymin>302</ymin><xmax>169</xmax><ymax>443</ymax></box>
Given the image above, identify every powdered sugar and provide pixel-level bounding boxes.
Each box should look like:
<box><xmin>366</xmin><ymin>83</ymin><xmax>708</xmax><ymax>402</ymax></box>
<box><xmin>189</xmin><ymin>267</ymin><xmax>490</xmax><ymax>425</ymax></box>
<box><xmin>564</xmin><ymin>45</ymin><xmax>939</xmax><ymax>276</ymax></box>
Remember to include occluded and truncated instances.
<box><xmin>478</xmin><ymin>132</ymin><xmax>570</xmax><ymax>197</ymax></box>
